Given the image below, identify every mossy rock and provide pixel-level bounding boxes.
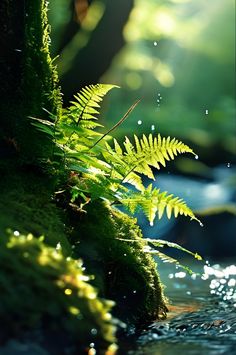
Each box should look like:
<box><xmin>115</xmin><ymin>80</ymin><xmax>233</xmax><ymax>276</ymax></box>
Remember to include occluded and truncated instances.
<box><xmin>68</xmin><ymin>200</ymin><xmax>168</xmax><ymax>324</ymax></box>
<box><xmin>0</xmin><ymin>232</ymin><xmax>117</xmax><ymax>354</ymax></box>
<box><xmin>0</xmin><ymin>164</ymin><xmax>70</xmax><ymax>253</ymax></box>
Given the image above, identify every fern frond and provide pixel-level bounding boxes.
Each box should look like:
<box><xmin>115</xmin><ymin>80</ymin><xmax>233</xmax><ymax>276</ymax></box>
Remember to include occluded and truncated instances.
<box><xmin>104</xmin><ymin>134</ymin><xmax>196</xmax><ymax>180</ymax></box>
<box><xmin>120</xmin><ymin>184</ymin><xmax>201</xmax><ymax>226</ymax></box>
<box><xmin>68</xmin><ymin>84</ymin><xmax>119</xmax><ymax>124</ymax></box>
<box><xmin>118</xmin><ymin>237</ymin><xmax>202</xmax><ymax>274</ymax></box>
<box><xmin>144</xmin><ymin>238</ymin><xmax>202</xmax><ymax>260</ymax></box>
<box><xmin>143</xmin><ymin>248</ymin><xmax>197</xmax><ymax>275</ymax></box>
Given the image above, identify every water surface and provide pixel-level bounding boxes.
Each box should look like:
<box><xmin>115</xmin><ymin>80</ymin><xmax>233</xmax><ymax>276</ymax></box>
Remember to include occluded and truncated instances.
<box><xmin>125</xmin><ymin>260</ymin><xmax>236</xmax><ymax>355</ymax></box>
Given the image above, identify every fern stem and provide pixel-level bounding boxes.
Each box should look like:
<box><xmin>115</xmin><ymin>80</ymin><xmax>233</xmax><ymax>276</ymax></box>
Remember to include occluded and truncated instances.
<box><xmin>89</xmin><ymin>99</ymin><xmax>141</xmax><ymax>150</ymax></box>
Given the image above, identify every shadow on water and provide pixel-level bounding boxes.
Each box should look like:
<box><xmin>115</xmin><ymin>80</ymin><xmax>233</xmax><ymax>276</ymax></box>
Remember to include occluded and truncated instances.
<box><xmin>120</xmin><ymin>260</ymin><xmax>236</xmax><ymax>355</ymax></box>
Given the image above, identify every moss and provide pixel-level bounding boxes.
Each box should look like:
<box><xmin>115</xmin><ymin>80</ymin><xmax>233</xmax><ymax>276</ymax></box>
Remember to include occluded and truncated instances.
<box><xmin>0</xmin><ymin>232</ymin><xmax>117</xmax><ymax>354</ymax></box>
<box><xmin>69</xmin><ymin>200</ymin><xmax>168</xmax><ymax>324</ymax></box>
<box><xmin>0</xmin><ymin>164</ymin><xmax>71</xmax><ymax>253</ymax></box>
<box><xmin>0</xmin><ymin>0</ymin><xmax>62</xmax><ymax>161</ymax></box>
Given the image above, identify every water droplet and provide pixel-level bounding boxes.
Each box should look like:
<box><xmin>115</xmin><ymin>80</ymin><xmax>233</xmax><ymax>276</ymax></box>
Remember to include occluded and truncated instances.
<box><xmin>124</xmin><ymin>253</ymin><xmax>127</xmax><ymax>257</ymax></box>
<box><xmin>158</xmin><ymin>93</ymin><xmax>161</xmax><ymax>96</ymax></box>
<box><xmin>195</xmin><ymin>155</ymin><xmax>199</xmax><ymax>160</ymax></box>
<box><xmin>14</xmin><ymin>49</ymin><xmax>22</xmax><ymax>52</ymax></box>
<box><xmin>154</xmin><ymin>41</ymin><xmax>158</xmax><ymax>46</ymax></box>
<box><xmin>227</xmin><ymin>163</ymin><xmax>231</xmax><ymax>168</ymax></box>
<box><xmin>133</xmin><ymin>290</ymin><xmax>137</xmax><ymax>294</ymax></box>
<box><xmin>56</xmin><ymin>242</ymin><xmax>61</xmax><ymax>250</ymax></box>
<box><xmin>64</xmin><ymin>288</ymin><xmax>72</xmax><ymax>295</ymax></box>
<box><xmin>91</xmin><ymin>328</ymin><xmax>97</xmax><ymax>335</ymax></box>
<box><xmin>186</xmin><ymin>291</ymin><xmax>191</xmax><ymax>295</ymax></box>
<box><xmin>108</xmin><ymin>271</ymin><xmax>112</xmax><ymax>275</ymax></box>
<box><xmin>205</xmin><ymin>109</ymin><xmax>209</xmax><ymax>115</ymax></box>
<box><xmin>150</xmin><ymin>221</ymin><xmax>154</xmax><ymax>226</ymax></box>
<box><xmin>151</xmin><ymin>124</ymin><xmax>155</xmax><ymax>131</ymax></box>
<box><xmin>13</xmin><ymin>230</ymin><xmax>20</xmax><ymax>236</ymax></box>
<box><xmin>200</xmin><ymin>222</ymin><xmax>204</xmax><ymax>227</ymax></box>
<box><xmin>137</xmin><ymin>120</ymin><xmax>142</xmax><ymax>125</ymax></box>
<box><xmin>90</xmin><ymin>343</ymin><xmax>95</xmax><ymax>348</ymax></box>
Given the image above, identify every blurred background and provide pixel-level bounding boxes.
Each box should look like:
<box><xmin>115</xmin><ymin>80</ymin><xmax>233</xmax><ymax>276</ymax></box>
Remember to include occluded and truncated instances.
<box><xmin>48</xmin><ymin>0</ymin><xmax>236</xmax><ymax>259</ymax></box>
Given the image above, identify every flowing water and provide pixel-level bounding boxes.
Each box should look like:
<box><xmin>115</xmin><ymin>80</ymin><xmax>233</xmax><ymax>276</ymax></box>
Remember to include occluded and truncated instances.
<box><xmin>120</xmin><ymin>260</ymin><xmax>236</xmax><ymax>355</ymax></box>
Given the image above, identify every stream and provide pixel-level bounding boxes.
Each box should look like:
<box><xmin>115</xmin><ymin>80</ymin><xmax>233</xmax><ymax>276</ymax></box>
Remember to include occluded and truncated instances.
<box><xmin>119</xmin><ymin>260</ymin><xmax>236</xmax><ymax>355</ymax></box>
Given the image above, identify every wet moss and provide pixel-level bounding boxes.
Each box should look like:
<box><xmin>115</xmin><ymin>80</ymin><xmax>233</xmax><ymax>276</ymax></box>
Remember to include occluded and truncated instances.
<box><xmin>69</xmin><ymin>200</ymin><xmax>168</xmax><ymax>324</ymax></box>
<box><xmin>0</xmin><ymin>232</ymin><xmax>117</xmax><ymax>354</ymax></box>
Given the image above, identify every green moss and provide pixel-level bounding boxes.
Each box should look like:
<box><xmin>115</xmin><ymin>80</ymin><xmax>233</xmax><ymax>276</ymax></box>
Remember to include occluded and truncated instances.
<box><xmin>0</xmin><ymin>0</ymin><xmax>62</xmax><ymax>161</ymax></box>
<box><xmin>0</xmin><ymin>232</ymin><xmax>117</xmax><ymax>353</ymax></box>
<box><xmin>69</xmin><ymin>200</ymin><xmax>168</xmax><ymax>323</ymax></box>
<box><xmin>0</xmin><ymin>164</ymin><xmax>70</xmax><ymax>253</ymax></box>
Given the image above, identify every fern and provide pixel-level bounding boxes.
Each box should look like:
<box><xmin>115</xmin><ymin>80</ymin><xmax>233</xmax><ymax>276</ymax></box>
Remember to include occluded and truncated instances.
<box><xmin>118</xmin><ymin>237</ymin><xmax>202</xmax><ymax>274</ymax></box>
<box><xmin>104</xmin><ymin>134</ymin><xmax>196</xmax><ymax>180</ymax></box>
<box><xmin>31</xmin><ymin>83</ymin><xmax>204</xmax><ymax>274</ymax></box>
<box><xmin>68</xmin><ymin>84</ymin><xmax>119</xmax><ymax>125</ymax></box>
<box><xmin>31</xmin><ymin>83</ymin><xmax>201</xmax><ymax>228</ymax></box>
<box><xmin>120</xmin><ymin>184</ymin><xmax>201</xmax><ymax>226</ymax></box>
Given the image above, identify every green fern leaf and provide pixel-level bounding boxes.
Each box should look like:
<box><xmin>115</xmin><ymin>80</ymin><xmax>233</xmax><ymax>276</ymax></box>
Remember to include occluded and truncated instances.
<box><xmin>144</xmin><ymin>238</ymin><xmax>203</xmax><ymax>260</ymax></box>
<box><xmin>120</xmin><ymin>184</ymin><xmax>201</xmax><ymax>226</ymax></box>
<box><xmin>68</xmin><ymin>84</ymin><xmax>119</xmax><ymax>124</ymax></box>
<box><xmin>103</xmin><ymin>133</ymin><xmax>196</xmax><ymax>181</ymax></box>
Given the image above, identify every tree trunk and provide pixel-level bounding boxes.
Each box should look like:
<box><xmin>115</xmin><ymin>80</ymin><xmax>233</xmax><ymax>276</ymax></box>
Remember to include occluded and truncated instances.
<box><xmin>0</xmin><ymin>0</ymin><xmax>61</xmax><ymax>162</ymax></box>
<box><xmin>59</xmin><ymin>0</ymin><xmax>134</xmax><ymax>103</ymax></box>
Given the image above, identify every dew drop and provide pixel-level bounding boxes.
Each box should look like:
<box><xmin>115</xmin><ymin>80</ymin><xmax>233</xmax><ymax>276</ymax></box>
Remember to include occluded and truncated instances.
<box><xmin>133</xmin><ymin>290</ymin><xmax>137</xmax><ymax>294</ymax></box>
<box><xmin>90</xmin><ymin>343</ymin><xmax>95</xmax><ymax>348</ymax></box>
<box><xmin>91</xmin><ymin>328</ymin><xmax>97</xmax><ymax>335</ymax></box>
<box><xmin>137</xmin><ymin>120</ymin><xmax>142</xmax><ymax>125</ymax></box>
<box><xmin>14</xmin><ymin>49</ymin><xmax>22</xmax><ymax>52</ymax></box>
<box><xmin>124</xmin><ymin>253</ymin><xmax>127</xmax><ymax>257</ymax></box>
<box><xmin>154</xmin><ymin>41</ymin><xmax>158</xmax><ymax>46</ymax></box>
<box><xmin>195</xmin><ymin>155</ymin><xmax>199</xmax><ymax>160</ymax></box>
<box><xmin>151</xmin><ymin>124</ymin><xmax>155</xmax><ymax>131</ymax></box>
<box><xmin>199</xmin><ymin>222</ymin><xmax>204</xmax><ymax>227</ymax></box>
<box><xmin>13</xmin><ymin>230</ymin><xmax>20</xmax><ymax>236</ymax></box>
<box><xmin>205</xmin><ymin>109</ymin><xmax>209</xmax><ymax>115</ymax></box>
<box><xmin>56</xmin><ymin>242</ymin><xmax>61</xmax><ymax>250</ymax></box>
<box><xmin>227</xmin><ymin>163</ymin><xmax>231</xmax><ymax>168</ymax></box>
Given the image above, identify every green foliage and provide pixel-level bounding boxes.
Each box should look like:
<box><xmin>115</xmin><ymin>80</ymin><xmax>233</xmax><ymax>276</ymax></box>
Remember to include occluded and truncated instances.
<box><xmin>0</xmin><ymin>232</ymin><xmax>117</xmax><ymax>352</ymax></box>
<box><xmin>32</xmin><ymin>84</ymin><xmax>201</xmax><ymax>228</ymax></box>
<box><xmin>119</xmin><ymin>237</ymin><xmax>203</xmax><ymax>275</ymax></box>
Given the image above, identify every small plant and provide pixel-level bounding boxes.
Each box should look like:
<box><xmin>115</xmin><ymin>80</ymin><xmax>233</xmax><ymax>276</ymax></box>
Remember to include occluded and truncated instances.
<box><xmin>32</xmin><ymin>84</ymin><xmax>202</xmax><ymax>269</ymax></box>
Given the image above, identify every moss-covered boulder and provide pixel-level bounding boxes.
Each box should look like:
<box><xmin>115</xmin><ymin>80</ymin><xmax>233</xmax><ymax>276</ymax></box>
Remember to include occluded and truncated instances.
<box><xmin>0</xmin><ymin>164</ymin><xmax>70</xmax><ymax>253</ymax></box>
<box><xmin>68</xmin><ymin>200</ymin><xmax>168</xmax><ymax>324</ymax></box>
<box><xmin>0</xmin><ymin>232</ymin><xmax>117</xmax><ymax>354</ymax></box>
